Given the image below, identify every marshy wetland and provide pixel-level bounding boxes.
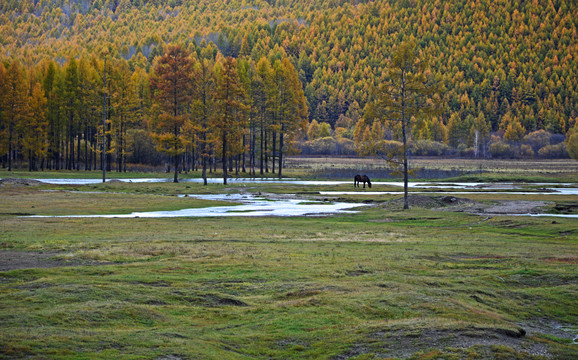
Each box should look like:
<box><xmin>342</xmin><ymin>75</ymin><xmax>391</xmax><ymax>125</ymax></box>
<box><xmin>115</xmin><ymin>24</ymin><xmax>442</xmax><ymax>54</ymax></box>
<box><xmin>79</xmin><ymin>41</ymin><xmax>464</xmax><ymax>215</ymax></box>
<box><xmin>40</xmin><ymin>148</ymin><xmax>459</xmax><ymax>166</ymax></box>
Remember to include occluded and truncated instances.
<box><xmin>0</xmin><ymin>158</ymin><xmax>577</xmax><ymax>359</ymax></box>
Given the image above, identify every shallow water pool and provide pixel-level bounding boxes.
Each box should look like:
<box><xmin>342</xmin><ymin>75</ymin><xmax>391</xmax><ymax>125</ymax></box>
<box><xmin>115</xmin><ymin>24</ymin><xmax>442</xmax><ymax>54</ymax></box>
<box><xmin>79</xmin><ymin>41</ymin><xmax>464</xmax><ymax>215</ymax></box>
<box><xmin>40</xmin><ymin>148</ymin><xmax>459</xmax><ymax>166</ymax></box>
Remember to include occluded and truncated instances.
<box><xmin>29</xmin><ymin>194</ymin><xmax>365</xmax><ymax>218</ymax></box>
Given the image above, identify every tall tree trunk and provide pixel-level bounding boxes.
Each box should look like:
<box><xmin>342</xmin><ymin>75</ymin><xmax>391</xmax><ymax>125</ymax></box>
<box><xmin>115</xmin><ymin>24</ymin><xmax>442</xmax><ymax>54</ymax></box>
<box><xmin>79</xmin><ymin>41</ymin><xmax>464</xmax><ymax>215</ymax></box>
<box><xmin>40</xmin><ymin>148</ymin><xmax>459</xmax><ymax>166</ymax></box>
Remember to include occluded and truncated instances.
<box><xmin>65</xmin><ymin>131</ymin><xmax>70</xmax><ymax>170</ymax></box>
<box><xmin>84</xmin><ymin>123</ymin><xmax>89</xmax><ymax>170</ymax></box>
<box><xmin>260</xmin><ymin>118</ymin><xmax>264</xmax><ymax>175</ymax></box>
<box><xmin>272</xmin><ymin>130</ymin><xmax>276</xmax><ymax>174</ymax></box>
<box><xmin>173</xmin><ymin>154</ymin><xmax>179</xmax><ymax>183</ymax></box>
<box><xmin>56</xmin><ymin>138</ymin><xmax>61</xmax><ymax>170</ymax></box>
<box><xmin>7</xmin><ymin>121</ymin><xmax>13</xmax><ymax>171</ymax></box>
<box><xmin>76</xmin><ymin>125</ymin><xmax>81</xmax><ymax>170</ymax></box>
<box><xmin>401</xmin><ymin>76</ymin><xmax>409</xmax><ymax>210</ymax></box>
<box><xmin>117</xmin><ymin>119</ymin><xmax>123</xmax><ymax>172</ymax></box>
<box><xmin>68</xmin><ymin>120</ymin><xmax>75</xmax><ymax>170</ymax></box>
<box><xmin>202</xmin><ymin>154</ymin><xmax>207</xmax><ymax>185</ymax></box>
<box><xmin>222</xmin><ymin>131</ymin><xmax>228</xmax><ymax>185</ymax></box>
<box><xmin>123</xmin><ymin>123</ymin><xmax>128</xmax><ymax>172</ymax></box>
<box><xmin>236</xmin><ymin>154</ymin><xmax>240</xmax><ymax>176</ymax></box>
<box><xmin>106</xmin><ymin>128</ymin><xmax>112</xmax><ymax>173</ymax></box>
<box><xmin>264</xmin><ymin>127</ymin><xmax>268</xmax><ymax>173</ymax></box>
<box><xmin>278</xmin><ymin>126</ymin><xmax>284</xmax><ymax>179</ymax></box>
<box><xmin>242</xmin><ymin>135</ymin><xmax>246</xmax><ymax>173</ymax></box>
<box><xmin>191</xmin><ymin>144</ymin><xmax>195</xmax><ymax>173</ymax></box>
<box><xmin>201</xmin><ymin>131</ymin><xmax>208</xmax><ymax>185</ymax></box>
<box><xmin>250</xmin><ymin>134</ymin><xmax>254</xmax><ymax>175</ymax></box>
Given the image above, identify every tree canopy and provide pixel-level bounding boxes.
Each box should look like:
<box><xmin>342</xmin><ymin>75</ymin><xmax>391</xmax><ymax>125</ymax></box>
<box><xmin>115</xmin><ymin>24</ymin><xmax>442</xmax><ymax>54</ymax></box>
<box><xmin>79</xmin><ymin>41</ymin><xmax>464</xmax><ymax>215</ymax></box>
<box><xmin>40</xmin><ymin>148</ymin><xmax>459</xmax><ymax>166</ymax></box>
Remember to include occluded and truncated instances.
<box><xmin>1</xmin><ymin>0</ymin><xmax>576</xmax><ymax>171</ymax></box>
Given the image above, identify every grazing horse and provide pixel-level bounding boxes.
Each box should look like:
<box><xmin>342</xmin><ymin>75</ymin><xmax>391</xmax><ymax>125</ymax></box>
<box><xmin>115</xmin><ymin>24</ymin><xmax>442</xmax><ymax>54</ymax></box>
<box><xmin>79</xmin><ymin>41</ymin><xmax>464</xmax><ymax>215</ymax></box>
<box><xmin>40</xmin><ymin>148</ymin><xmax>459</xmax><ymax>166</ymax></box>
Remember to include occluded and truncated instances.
<box><xmin>354</xmin><ymin>174</ymin><xmax>372</xmax><ymax>188</ymax></box>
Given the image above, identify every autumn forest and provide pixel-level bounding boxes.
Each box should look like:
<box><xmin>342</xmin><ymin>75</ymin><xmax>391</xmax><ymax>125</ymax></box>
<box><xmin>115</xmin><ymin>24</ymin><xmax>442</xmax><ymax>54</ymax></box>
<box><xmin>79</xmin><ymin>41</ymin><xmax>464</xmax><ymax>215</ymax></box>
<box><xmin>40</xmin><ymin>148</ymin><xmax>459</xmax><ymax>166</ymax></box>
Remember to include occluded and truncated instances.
<box><xmin>1</xmin><ymin>0</ymin><xmax>577</xmax><ymax>177</ymax></box>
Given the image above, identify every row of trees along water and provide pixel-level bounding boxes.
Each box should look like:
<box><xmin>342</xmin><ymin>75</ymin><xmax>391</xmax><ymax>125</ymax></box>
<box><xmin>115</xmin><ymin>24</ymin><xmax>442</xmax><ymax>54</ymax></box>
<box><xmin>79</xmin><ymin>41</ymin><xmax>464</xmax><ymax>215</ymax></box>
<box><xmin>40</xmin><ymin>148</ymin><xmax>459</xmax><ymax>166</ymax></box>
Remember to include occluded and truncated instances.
<box><xmin>0</xmin><ymin>46</ymin><xmax>308</xmax><ymax>183</ymax></box>
<box><xmin>0</xmin><ymin>0</ymin><xmax>577</xmax><ymax>169</ymax></box>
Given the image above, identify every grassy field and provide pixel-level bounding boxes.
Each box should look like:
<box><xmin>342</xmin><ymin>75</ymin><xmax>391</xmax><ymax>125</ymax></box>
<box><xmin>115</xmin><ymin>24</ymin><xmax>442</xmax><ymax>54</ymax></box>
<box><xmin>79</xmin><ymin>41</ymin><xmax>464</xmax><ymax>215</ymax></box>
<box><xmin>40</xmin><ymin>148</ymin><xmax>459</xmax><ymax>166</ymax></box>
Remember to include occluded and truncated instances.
<box><xmin>0</xmin><ymin>165</ymin><xmax>577</xmax><ymax>359</ymax></box>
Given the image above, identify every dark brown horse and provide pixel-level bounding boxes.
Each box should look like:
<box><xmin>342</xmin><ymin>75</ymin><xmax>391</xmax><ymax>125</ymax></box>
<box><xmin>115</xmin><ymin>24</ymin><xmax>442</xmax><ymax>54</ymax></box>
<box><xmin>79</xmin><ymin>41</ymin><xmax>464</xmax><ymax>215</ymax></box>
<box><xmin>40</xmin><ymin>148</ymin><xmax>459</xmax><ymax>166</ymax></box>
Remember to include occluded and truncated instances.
<box><xmin>354</xmin><ymin>175</ymin><xmax>372</xmax><ymax>188</ymax></box>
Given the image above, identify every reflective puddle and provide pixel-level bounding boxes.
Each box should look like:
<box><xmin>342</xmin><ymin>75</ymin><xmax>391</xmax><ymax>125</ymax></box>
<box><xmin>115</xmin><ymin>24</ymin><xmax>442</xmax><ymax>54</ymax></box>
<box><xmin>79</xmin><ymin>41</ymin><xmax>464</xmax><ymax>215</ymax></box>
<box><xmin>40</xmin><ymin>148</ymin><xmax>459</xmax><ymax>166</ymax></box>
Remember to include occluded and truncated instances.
<box><xmin>29</xmin><ymin>194</ymin><xmax>365</xmax><ymax>218</ymax></box>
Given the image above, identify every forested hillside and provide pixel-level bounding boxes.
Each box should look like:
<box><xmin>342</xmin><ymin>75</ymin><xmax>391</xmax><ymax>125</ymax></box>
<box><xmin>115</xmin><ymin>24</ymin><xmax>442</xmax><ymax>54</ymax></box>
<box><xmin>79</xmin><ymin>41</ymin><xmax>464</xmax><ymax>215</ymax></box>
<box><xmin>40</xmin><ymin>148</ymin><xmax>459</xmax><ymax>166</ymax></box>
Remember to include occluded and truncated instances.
<box><xmin>1</xmin><ymin>0</ymin><xmax>577</xmax><ymax>172</ymax></box>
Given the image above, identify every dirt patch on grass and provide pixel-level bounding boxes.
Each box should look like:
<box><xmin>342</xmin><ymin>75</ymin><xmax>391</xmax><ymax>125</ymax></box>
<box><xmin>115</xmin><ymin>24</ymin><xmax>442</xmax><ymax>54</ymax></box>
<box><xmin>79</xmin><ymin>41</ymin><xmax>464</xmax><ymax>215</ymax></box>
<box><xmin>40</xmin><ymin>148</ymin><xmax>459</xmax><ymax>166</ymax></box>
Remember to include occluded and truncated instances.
<box><xmin>377</xmin><ymin>194</ymin><xmax>560</xmax><ymax>217</ymax></box>
<box><xmin>335</xmin><ymin>327</ymin><xmax>549</xmax><ymax>359</ymax></box>
<box><xmin>0</xmin><ymin>178</ymin><xmax>43</xmax><ymax>186</ymax></box>
<box><xmin>0</xmin><ymin>251</ymin><xmax>107</xmax><ymax>271</ymax></box>
<box><xmin>345</xmin><ymin>266</ymin><xmax>373</xmax><ymax>276</ymax></box>
<box><xmin>382</xmin><ymin>195</ymin><xmax>446</xmax><ymax>209</ymax></box>
<box><xmin>523</xmin><ymin>319</ymin><xmax>578</xmax><ymax>344</ymax></box>
<box><xmin>477</xmin><ymin>200</ymin><xmax>551</xmax><ymax>215</ymax></box>
<box><xmin>380</xmin><ymin>195</ymin><xmax>480</xmax><ymax>211</ymax></box>
<box><xmin>543</xmin><ymin>256</ymin><xmax>578</xmax><ymax>264</ymax></box>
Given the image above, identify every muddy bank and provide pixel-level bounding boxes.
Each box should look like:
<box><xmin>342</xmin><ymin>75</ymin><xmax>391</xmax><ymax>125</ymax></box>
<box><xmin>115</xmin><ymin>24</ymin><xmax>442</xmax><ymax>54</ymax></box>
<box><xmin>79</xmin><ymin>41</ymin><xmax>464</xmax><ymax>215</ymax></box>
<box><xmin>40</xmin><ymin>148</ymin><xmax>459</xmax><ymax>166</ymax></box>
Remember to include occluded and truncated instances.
<box><xmin>378</xmin><ymin>195</ymin><xmax>478</xmax><ymax>210</ymax></box>
<box><xmin>0</xmin><ymin>178</ymin><xmax>42</xmax><ymax>186</ymax></box>
<box><xmin>377</xmin><ymin>195</ymin><xmax>559</xmax><ymax>217</ymax></box>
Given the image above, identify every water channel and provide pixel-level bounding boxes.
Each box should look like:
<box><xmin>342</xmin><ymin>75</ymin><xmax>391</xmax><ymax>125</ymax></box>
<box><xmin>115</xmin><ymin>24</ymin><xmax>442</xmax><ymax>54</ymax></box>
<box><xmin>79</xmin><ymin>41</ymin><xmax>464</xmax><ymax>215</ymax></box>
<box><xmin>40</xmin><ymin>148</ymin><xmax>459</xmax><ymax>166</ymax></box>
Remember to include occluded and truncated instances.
<box><xmin>7</xmin><ymin>178</ymin><xmax>577</xmax><ymax>218</ymax></box>
<box><xmin>29</xmin><ymin>194</ymin><xmax>365</xmax><ymax>218</ymax></box>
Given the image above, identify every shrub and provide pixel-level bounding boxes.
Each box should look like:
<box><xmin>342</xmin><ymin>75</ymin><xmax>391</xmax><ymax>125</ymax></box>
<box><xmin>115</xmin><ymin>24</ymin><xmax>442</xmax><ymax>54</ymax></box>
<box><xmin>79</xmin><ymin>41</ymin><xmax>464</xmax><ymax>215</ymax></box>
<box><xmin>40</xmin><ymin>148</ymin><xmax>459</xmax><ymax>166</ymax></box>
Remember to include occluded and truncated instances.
<box><xmin>520</xmin><ymin>144</ymin><xmax>535</xmax><ymax>158</ymax></box>
<box><xmin>302</xmin><ymin>137</ymin><xmax>337</xmax><ymax>155</ymax></box>
<box><xmin>410</xmin><ymin>140</ymin><xmax>450</xmax><ymax>156</ymax></box>
<box><xmin>335</xmin><ymin>137</ymin><xmax>356</xmax><ymax>155</ymax></box>
<box><xmin>567</xmin><ymin>132</ymin><xmax>578</xmax><ymax>160</ymax></box>
<box><xmin>523</xmin><ymin>130</ymin><xmax>552</xmax><ymax>152</ymax></box>
<box><xmin>489</xmin><ymin>138</ymin><xmax>520</xmax><ymax>158</ymax></box>
<box><xmin>537</xmin><ymin>143</ymin><xmax>569</xmax><ymax>158</ymax></box>
<box><xmin>374</xmin><ymin>139</ymin><xmax>403</xmax><ymax>156</ymax></box>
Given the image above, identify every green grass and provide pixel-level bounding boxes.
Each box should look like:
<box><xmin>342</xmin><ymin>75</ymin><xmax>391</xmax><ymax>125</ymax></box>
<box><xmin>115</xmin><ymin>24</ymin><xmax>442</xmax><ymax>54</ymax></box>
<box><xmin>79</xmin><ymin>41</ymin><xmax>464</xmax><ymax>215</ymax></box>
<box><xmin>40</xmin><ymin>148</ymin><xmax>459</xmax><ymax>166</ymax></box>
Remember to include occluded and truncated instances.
<box><xmin>0</xmin><ymin>179</ymin><xmax>577</xmax><ymax>359</ymax></box>
<box><xmin>0</xmin><ymin>185</ymin><xmax>236</xmax><ymax>216</ymax></box>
